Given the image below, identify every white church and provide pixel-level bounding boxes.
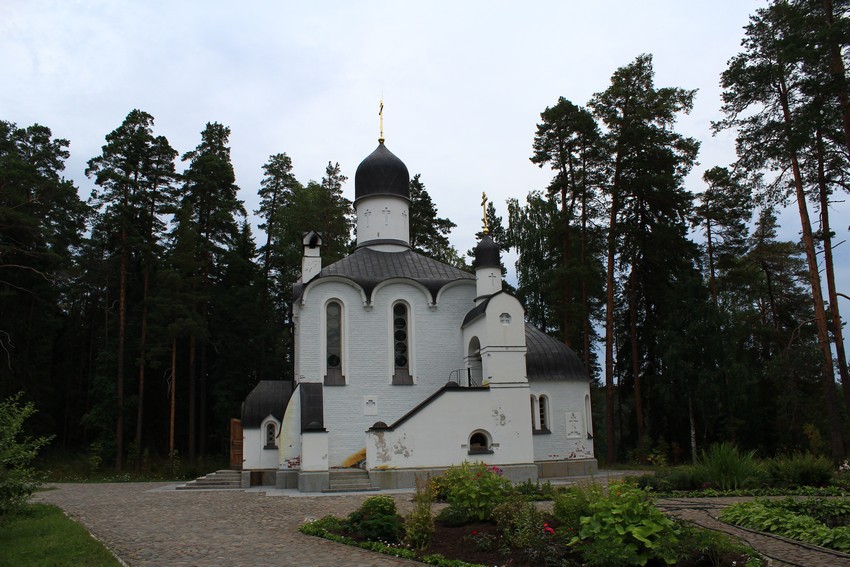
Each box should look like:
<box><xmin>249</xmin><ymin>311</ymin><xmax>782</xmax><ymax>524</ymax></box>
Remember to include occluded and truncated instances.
<box><xmin>239</xmin><ymin>136</ymin><xmax>596</xmax><ymax>492</ymax></box>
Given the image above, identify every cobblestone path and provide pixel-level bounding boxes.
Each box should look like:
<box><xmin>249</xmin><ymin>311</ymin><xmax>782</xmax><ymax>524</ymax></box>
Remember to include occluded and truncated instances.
<box><xmin>658</xmin><ymin>497</ymin><xmax>850</xmax><ymax>567</ymax></box>
<box><xmin>34</xmin><ymin>483</ymin><xmax>420</xmax><ymax>567</ymax></box>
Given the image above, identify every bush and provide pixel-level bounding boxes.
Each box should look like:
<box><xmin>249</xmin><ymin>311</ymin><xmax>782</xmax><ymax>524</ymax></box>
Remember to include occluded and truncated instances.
<box><xmin>553</xmin><ymin>482</ymin><xmax>601</xmax><ymax>533</ymax></box>
<box><xmin>404</xmin><ymin>476</ymin><xmax>435</xmax><ymax>550</ymax></box>
<box><xmin>570</xmin><ymin>482</ymin><xmax>680</xmax><ymax>566</ymax></box>
<box><xmin>492</xmin><ymin>494</ymin><xmax>565</xmax><ymax>564</ymax></box>
<box><xmin>346</xmin><ymin>495</ymin><xmax>402</xmax><ymax>543</ymax></box>
<box><xmin>435</xmin><ymin>504</ymin><xmax>471</xmax><ymax>527</ymax></box>
<box><xmin>697</xmin><ymin>442</ymin><xmax>761</xmax><ymax>491</ymax></box>
<box><xmin>515</xmin><ymin>478</ymin><xmax>555</xmax><ymax>501</ymax></box>
<box><xmin>0</xmin><ymin>394</ymin><xmax>53</xmax><ymax>516</ymax></box>
<box><xmin>443</xmin><ymin>461</ymin><xmax>513</xmax><ymax>521</ymax></box>
<box><xmin>767</xmin><ymin>453</ymin><xmax>833</xmax><ymax>487</ymax></box>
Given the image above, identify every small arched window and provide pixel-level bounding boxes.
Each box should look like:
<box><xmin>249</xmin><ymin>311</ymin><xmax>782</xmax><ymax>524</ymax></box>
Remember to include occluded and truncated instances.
<box><xmin>538</xmin><ymin>395</ymin><xmax>550</xmax><ymax>432</ymax></box>
<box><xmin>392</xmin><ymin>302</ymin><xmax>413</xmax><ymax>384</ymax></box>
<box><xmin>325</xmin><ymin>301</ymin><xmax>345</xmax><ymax>385</ymax></box>
<box><xmin>468</xmin><ymin>430</ymin><xmax>493</xmax><ymax>454</ymax></box>
<box><xmin>265</xmin><ymin>422</ymin><xmax>277</xmax><ymax>449</ymax></box>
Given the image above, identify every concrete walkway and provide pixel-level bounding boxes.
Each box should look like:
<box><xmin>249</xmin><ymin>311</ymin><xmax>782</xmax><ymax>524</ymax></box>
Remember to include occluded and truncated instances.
<box><xmin>32</xmin><ymin>480</ymin><xmax>850</xmax><ymax>566</ymax></box>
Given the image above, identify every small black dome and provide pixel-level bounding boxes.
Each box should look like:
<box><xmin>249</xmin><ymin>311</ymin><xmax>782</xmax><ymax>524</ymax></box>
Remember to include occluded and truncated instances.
<box><xmin>473</xmin><ymin>234</ymin><xmax>500</xmax><ymax>269</ymax></box>
<box><xmin>354</xmin><ymin>142</ymin><xmax>410</xmax><ymax>203</ymax></box>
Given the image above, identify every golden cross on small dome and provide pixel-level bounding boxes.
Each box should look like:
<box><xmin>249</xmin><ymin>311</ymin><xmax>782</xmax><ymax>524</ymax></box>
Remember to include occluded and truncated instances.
<box><xmin>481</xmin><ymin>192</ymin><xmax>490</xmax><ymax>235</ymax></box>
<box><xmin>378</xmin><ymin>99</ymin><xmax>384</xmax><ymax>144</ymax></box>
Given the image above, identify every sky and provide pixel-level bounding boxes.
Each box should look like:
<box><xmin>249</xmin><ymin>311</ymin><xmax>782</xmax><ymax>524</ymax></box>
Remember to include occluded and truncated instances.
<box><xmin>2</xmin><ymin>1</ymin><xmax>849</xmax><ymax>354</ymax></box>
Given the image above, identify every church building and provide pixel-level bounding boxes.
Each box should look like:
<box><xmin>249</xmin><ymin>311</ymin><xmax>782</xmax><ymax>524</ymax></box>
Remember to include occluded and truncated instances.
<box><xmin>240</xmin><ymin>135</ymin><xmax>596</xmax><ymax>492</ymax></box>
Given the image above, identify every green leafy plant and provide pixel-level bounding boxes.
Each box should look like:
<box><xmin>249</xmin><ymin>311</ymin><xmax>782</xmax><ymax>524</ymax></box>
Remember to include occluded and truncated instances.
<box><xmin>443</xmin><ymin>461</ymin><xmax>513</xmax><ymax>521</ymax></box>
<box><xmin>345</xmin><ymin>495</ymin><xmax>402</xmax><ymax>543</ymax></box>
<box><xmin>492</xmin><ymin>494</ymin><xmax>565</xmax><ymax>564</ymax></box>
<box><xmin>721</xmin><ymin>498</ymin><xmax>850</xmax><ymax>553</ymax></box>
<box><xmin>0</xmin><ymin>394</ymin><xmax>54</xmax><ymax>516</ymax></box>
<box><xmin>404</xmin><ymin>476</ymin><xmax>435</xmax><ymax>550</ymax></box>
<box><xmin>767</xmin><ymin>453</ymin><xmax>833</xmax><ymax>487</ymax></box>
<box><xmin>553</xmin><ymin>482</ymin><xmax>602</xmax><ymax>533</ymax></box>
<box><xmin>697</xmin><ymin>442</ymin><xmax>761</xmax><ymax>490</ymax></box>
<box><xmin>571</xmin><ymin>482</ymin><xmax>680</xmax><ymax>566</ymax></box>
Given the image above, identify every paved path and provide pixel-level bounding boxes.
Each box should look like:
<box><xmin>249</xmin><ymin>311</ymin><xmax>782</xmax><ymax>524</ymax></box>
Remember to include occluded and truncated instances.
<box><xmin>33</xmin><ymin>482</ymin><xmax>850</xmax><ymax>566</ymax></box>
<box><xmin>658</xmin><ymin>497</ymin><xmax>850</xmax><ymax>567</ymax></box>
<box><xmin>34</xmin><ymin>483</ymin><xmax>421</xmax><ymax>567</ymax></box>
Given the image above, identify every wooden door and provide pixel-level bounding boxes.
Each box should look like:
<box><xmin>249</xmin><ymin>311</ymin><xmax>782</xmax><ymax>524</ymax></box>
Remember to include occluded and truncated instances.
<box><xmin>229</xmin><ymin>418</ymin><xmax>243</xmax><ymax>470</ymax></box>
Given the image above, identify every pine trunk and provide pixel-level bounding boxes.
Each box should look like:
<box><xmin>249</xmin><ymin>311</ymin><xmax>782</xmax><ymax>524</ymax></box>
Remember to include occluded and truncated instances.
<box><xmin>188</xmin><ymin>336</ymin><xmax>197</xmax><ymax>462</ymax></box>
<box><xmin>779</xmin><ymin>75</ymin><xmax>846</xmax><ymax>459</ymax></box>
<box><xmin>815</xmin><ymin>127</ymin><xmax>850</xmax><ymax>413</ymax></box>
<box><xmin>134</xmin><ymin>264</ymin><xmax>149</xmax><ymax>470</ymax></box>
<box><xmin>115</xmin><ymin>230</ymin><xmax>127</xmax><ymax>471</ymax></box>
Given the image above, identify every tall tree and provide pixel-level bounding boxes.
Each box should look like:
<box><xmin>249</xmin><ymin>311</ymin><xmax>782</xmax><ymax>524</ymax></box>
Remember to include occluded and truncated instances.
<box><xmin>589</xmin><ymin>54</ymin><xmax>699</xmax><ymax>461</ymax></box>
<box><xmin>178</xmin><ymin>122</ymin><xmax>245</xmax><ymax>460</ymax></box>
<box><xmin>716</xmin><ymin>2</ymin><xmax>846</xmax><ymax>458</ymax></box>
<box><xmin>86</xmin><ymin>110</ymin><xmax>176</xmax><ymax>469</ymax></box>
<box><xmin>0</xmin><ymin>121</ymin><xmax>87</xmax><ymax>431</ymax></box>
<box><xmin>694</xmin><ymin>167</ymin><xmax>753</xmax><ymax>306</ymax></box>
<box><xmin>531</xmin><ymin>97</ymin><xmax>603</xmax><ymax>353</ymax></box>
<box><xmin>408</xmin><ymin>174</ymin><xmax>461</xmax><ymax>266</ymax></box>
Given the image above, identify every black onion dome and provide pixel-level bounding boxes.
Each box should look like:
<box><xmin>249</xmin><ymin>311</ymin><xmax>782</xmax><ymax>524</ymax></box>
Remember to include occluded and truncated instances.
<box><xmin>473</xmin><ymin>234</ymin><xmax>500</xmax><ymax>269</ymax></box>
<box><xmin>354</xmin><ymin>142</ymin><xmax>410</xmax><ymax>203</ymax></box>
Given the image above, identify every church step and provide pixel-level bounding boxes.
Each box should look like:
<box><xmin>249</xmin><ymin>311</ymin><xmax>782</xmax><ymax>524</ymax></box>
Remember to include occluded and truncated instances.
<box><xmin>177</xmin><ymin>469</ymin><xmax>243</xmax><ymax>490</ymax></box>
<box><xmin>323</xmin><ymin>469</ymin><xmax>378</xmax><ymax>493</ymax></box>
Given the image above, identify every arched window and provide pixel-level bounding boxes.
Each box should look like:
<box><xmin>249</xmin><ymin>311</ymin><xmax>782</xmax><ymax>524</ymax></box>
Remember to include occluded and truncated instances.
<box><xmin>324</xmin><ymin>301</ymin><xmax>345</xmax><ymax>385</ymax></box>
<box><xmin>530</xmin><ymin>395</ymin><xmax>539</xmax><ymax>431</ymax></box>
<box><xmin>468</xmin><ymin>430</ymin><xmax>493</xmax><ymax>454</ymax></box>
<box><xmin>392</xmin><ymin>302</ymin><xmax>413</xmax><ymax>384</ymax></box>
<box><xmin>538</xmin><ymin>395</ymin><xmax>550</xmax><ymax>432</ymax></box>
<box><xmin>265</xmin><ymin>422</ymin><xmax>277</xmax><ymax>449</ymax></box>
<box><xmin>466</xmin><ymin>337</ymin><xmax>483</xmax><ymax>387</ymax></box>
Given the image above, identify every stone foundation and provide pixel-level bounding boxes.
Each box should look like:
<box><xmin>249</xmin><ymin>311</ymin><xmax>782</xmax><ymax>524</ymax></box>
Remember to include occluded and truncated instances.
<box><xmin>536</xmin><ymin>458</ymin><xmax>598</xmax><ymax>479</ymax></box>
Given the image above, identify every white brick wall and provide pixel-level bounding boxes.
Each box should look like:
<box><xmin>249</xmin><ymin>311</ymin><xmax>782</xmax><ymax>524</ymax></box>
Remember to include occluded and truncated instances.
<box><xmin>295</xmin><ymin>277</ymin><xmax>477</xmax><ymax>467</ymax></box>
<box><xmin>530</xmin><ymin>382</ymin><xmax>595</xmax><ymax>461</ymax></box>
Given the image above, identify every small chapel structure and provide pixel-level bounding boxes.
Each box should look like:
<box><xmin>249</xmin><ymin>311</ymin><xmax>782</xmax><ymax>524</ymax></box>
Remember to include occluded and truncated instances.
<box><xmin>240</xmin><ymin>134</ymin><xmax>596</xmax><ymax>491</ymax></box>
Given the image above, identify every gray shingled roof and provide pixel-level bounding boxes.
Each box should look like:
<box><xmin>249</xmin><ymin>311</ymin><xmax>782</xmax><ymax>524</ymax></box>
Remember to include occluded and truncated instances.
<box><xmin>525</xmin><ymin>324</ymin><xmax>589</xmax><ymax>382</ymax></box>
<box><xmin>241</xmin><ymin>380</ymin><xmax>293</xmax><ymax>428</ymax></box>
<box><xmin>298</xmin><ymin>247</ymin><xmax>475</xmax><ymax>303</ymax></box>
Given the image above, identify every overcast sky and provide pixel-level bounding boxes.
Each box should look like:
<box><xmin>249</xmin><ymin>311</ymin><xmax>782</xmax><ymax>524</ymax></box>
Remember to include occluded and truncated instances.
<box><xmin>3</xmin><ymin>1</ymin><xmax>849</xmax><ymax>338</ymax></box>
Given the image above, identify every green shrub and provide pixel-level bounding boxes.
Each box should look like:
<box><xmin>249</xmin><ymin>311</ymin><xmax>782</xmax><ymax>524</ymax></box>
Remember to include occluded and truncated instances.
<box><xmin>553</xmin><ymin>482</ymin><xmax>601</xmax><ymax>533</ymax></box>
<box><xmin>697</xmin><ymin>442</ymin><xmax>761</xmax><ymax>491</ymax></box>
<box><xmin>0</xmin><ymin>394</ymin><xmax>53</xmax><ymax>516</ymax></box>
<box><xmin>515</xmin><ymin>478</ymin><xmax>555</xmax><ymax>500</ymax></box>
<box><xmin>571</xmin><ymin>482</ymin><xmax>680</xmax><ymax>566</ymax></box>
<box><xmin>767</xmin><ymin>453</ymin><xmax>833</xmax><ymax>487</ymax></box>
<box><xmin>444</xmin><ymin>461</ymin><xmax>513</xmax><ymax>521</ymax></box>
<box><xmin>346</xmin><ymin>495</ymin><xmax>402</xmax><ymax>543</ymax></box>
<box><xmin>404</xmin><ymin>476</ymin><xmax>435</xmax><ymax>550</ymax></box>
<box><xmin>435</xmin><ymin>504</ymin><xmax>471</xmax><ymax>527</ymax></box>
<box><xmin>492</xmin><ymin>494</ymin><xmax>564</xmax><ymax>564</ymax></box>
<box><xmin>430</xmin><ymin>473</ymin><xmax>452</xmax><ymax>501</ymax></box>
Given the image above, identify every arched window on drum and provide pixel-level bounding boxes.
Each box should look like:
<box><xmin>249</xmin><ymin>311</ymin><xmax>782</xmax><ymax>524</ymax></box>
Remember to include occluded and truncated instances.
<box><xmin>392</xmin><ymin>302</ymin><xmax>413</xmax><ymax>384</ymax></box>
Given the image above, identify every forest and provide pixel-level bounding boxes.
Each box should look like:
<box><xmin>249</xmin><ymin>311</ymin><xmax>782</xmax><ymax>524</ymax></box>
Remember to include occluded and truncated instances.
<box><xmin>1</xmin><ymin>0</ymin><xmax>849</xmax><ymax>470</ymax></box>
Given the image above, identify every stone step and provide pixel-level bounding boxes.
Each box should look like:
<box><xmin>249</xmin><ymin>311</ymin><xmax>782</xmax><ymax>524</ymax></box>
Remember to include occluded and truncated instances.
<box><xmin>176</xmin><ymin>470</ymin><xmax>243</xmax><ymax>490</ymax></box>
<box><xmin>323</xmin><ymin>469</ymin><xmax>379</xmax><ymax>493</ymax></box>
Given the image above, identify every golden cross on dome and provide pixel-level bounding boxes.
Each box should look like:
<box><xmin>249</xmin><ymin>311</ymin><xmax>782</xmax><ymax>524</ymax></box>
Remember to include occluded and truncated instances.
<box><xmin>481</xmin><ymin>192</ymin><xmax>490</xmax><ymax>235</ymax></box>
<box><xmin>378</xmin><ymin>98</ymin><xmax>384</xmax><ymax>144</ymax></box>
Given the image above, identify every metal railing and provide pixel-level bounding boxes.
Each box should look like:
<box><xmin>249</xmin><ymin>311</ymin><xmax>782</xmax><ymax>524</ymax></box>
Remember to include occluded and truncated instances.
<box><xmin>448</xmin><ymin>368</ymin><xmax>483</xmax><ymax>388</ymax></box>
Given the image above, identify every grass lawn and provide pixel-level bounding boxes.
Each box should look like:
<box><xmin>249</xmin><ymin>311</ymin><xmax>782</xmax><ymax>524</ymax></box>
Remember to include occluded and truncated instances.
<box><xmin>0</xmin><ymin>503</ymin><xmax>121</xmax><ymax>567</ymax></box>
